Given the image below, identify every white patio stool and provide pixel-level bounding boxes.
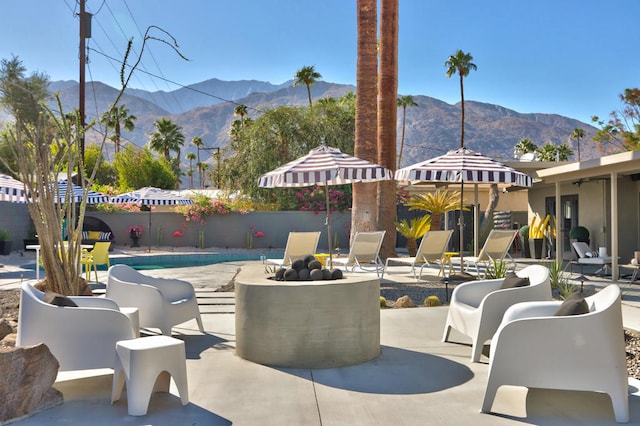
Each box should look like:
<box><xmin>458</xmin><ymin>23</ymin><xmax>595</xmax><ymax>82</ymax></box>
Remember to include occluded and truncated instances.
<box><xmin>111</xmin><ymin>335</ymin><xmax>189</xmax><ymax>416</ymax></box>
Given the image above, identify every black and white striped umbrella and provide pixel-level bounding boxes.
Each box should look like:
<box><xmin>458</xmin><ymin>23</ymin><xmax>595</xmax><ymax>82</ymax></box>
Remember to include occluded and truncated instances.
<box><xmin>0</xmin><ymin>174</ymin><xmax>26</xmax><ymax>202</ymax></box>
<box><xmin>258</xmin><ymin>145</ymin><xmax>392</xmax><ymax>188</ymax></box>
<box><xmin>109</xmin><ymin>187</ymin><xmax>194</xmax><ymax>206</ymax></box>
<box><xmin>395</xmin><ymin>147</ymin><xmax>532</xmax><ymax>186</ymax></box>
<box><xmin>259</xmin><ymin>145</ymin><xmax>392</xmax><ymax>263</ymax></box>
<box><xmin>57</xmin><ymin>180</ymin><xmax>110</xmax><ymax>204</ymax></box>
<box><xmin>396</xmin><ymin>147</ymin><xmax>532</xmax><ymax>274</ymax></box>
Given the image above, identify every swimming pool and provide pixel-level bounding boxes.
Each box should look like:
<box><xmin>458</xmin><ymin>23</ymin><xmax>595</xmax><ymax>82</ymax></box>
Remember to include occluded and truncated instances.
<box><xmin>23</xmin><ymin>251</ymin><xmax>284</xmax><ymax>271</ymax></box>
<box><xmin>112</xmin><ymin>252</ymin><xmax>284</xmax><ymax>270</ymax></box>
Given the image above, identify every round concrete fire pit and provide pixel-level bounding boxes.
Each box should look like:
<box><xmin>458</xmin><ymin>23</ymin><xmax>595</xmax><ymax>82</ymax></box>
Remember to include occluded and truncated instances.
<box><xmin>235</xmin><ymin>264</ymin><xmax>380</xmax><ymax>368</ymax></box>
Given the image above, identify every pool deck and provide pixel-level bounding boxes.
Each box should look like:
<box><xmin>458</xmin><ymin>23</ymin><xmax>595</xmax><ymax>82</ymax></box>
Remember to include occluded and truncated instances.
<box><xmin>2</xmin><ymin>247</ymin><xmax>640</xmax><ymax>425</ymax></box>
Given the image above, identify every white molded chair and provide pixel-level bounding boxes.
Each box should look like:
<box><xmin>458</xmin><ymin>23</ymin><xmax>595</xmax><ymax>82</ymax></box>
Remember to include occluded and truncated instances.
<box><xmin>266</xmin><ymin>231</ymin><xmax>321</xmax><ymax>267</ymax></box>
<box><xmin>454</xmin><ymin>229</ymin><xmax>518</xmax><ymax>278</ymax></box>
<box><xmin>17</xmin><ymin>282</ymin><xmax>136</xmax><ymax>371</ymax></box>
<box><xmin>481</xmin><ymin>284</ymin><xmax>629</xmax><ymax>423</ymax></box>
<box><xmin>330</xmin><ymin>231</ymin><xmax>386</xmax><ymax>276</ymax></box>
<box><xmin>107</xmin><ymin>264</ymin><xmax>205</xmax><ymax>336</ymax></box>
<box><xmin>442</xmin><ymin>264</ymin><xmax>551</xmax><ymax>362</ymax></box>
<box><xmin>382</xmin><ymin>230</ymin><xmax>453</xmax><ymax>279</ymax></box>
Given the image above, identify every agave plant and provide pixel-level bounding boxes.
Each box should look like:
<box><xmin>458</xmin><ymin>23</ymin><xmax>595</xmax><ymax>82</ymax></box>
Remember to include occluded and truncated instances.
<box><xmin>395</xmin><ymin>215</ymin><xmax>431</xmax><ymax>256</ymax></box>
<box><xmin>405</xmin><ymin>189</ymin><xmax>467</xmax><ymax>231</ymax></box>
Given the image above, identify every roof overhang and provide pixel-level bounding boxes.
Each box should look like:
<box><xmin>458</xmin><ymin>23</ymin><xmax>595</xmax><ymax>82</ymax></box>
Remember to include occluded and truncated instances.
<box><xmin>535</xmin><ymin>150</ymin><xmax>640</xmax><ymax>183</ymax></box>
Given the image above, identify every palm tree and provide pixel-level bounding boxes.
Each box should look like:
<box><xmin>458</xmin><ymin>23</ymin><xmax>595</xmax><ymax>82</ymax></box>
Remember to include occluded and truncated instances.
<box><xmin>395</xmin><ymin>215</ymin><xmax>431</xmax><ymax>257</ymax></box>
<box><xmin>185</xmin><ymin>152</ymin><xmax>196</xmax><ymax>188</ymax></box>
<box><xmin>191</xmin><ymin>136</ymin><xmax>204</xmax><ymax>188</ymax></box>
<box><xmin>352</xmin><ymin>0</ymin><xmax>379</xmax><ymax>236</ymax></box>
<box><xmin>396</xmin><ymin>95</ymin><xmax>418</xmax><ymax>169</ymax></box>
<box><xmin>234</xmin><ymin>104</ymin><xmax>248</xmax><ymax>124</ymax></box>
<box><xmin>377</xmin><ymin>0</ymin><xmax>399</xmax><ymax>259</ymax></box>
<box><xmin>514</xmin><ymin>138</ymin><xmax>538</xmax><ymax>157</ymax></box>
<box><xmin>293</xmin><ymin>65</ymin><xmax>322</xmax><ymax>107</ymax></box>
<box><xmin>405</xmin><ymin>189</ymin><xmax>465</xmax><ymax>231</ymax></box>
<box><xmin>197</xmin><ymin>162</ymin><xmax>209</xmax><ymax>188</ymax></box>
<box><xmin>148</xmin><ymin>118</ymin><xmax>185</xmax><ymax>161</ymax></box>
<box><xmin>536</xmin><ymin>143</ymin><xmax>574</xmax><ymax>161</ymax></box>
<box><xmin>570</xmin><ymin>128</ymin><xmax>585</xmax><ymax>161</ymax></box>
<box><xmin>445</xmin><ymin>50</ymin><xmax>477</xmax><ymax>148</ymax></box>
<box><xmin>101</xmin><ymin>104</ymin><xmax>136</xmax><ymax>154</ymax></box>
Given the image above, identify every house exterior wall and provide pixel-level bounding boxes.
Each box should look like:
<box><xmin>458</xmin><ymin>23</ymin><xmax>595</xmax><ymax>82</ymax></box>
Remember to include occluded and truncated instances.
<box><xmin>528</xmin><ymin>176</ymin><xmax>640</xmax><ymax>263</ymax></box>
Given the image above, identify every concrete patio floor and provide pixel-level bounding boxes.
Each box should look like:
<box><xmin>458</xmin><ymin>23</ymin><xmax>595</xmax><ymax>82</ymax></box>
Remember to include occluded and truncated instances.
<box><xmin>2</xmin><ymin>249</ymin><xmax>640</xmax><ymax>425</ymax></box>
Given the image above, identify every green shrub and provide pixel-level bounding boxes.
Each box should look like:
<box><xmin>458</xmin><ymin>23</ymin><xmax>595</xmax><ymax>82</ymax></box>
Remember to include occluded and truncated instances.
<box><xmin>380</xmin><ymin>296</ymin><xmax>387</xmax><ymax>308</ymax></box>
<box><xmin>569</xmin><ymin>226</ymin><xmax>590</xmax><ymax>242</ymax></box>
<box><xmin>518</xmin><ymin>225</ymin><xmax>530</xmax><ymax>240</ymax></box>
<box><xmin>424</xmin><ymin>295</ymin><xmax>441</xmax><ymax>307</ymax></box>
<box><xmin>0</xmin><ymin>229</ymin><xmax>10</xmax><ymax>240</ymax></box>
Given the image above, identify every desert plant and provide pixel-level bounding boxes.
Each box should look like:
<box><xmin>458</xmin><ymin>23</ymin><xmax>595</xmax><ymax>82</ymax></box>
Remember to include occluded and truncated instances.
<box><xmin>518</xmin><ymin>225</ymin><xmax>529</xmax><ymax>241</ymax></box>
<box><xmin>404</xmin><ymin>189</ymin><xmax>465</xmax><ymax>231</ymax></box>
<box><xmin>547</xmin><ymin>259</ymin><xmax>569</xmax><ymax>290</ymax></box>
<box><xmin>557</xmin><ymin>278</ymin><xmax>577</xmax><ymax>300</ymax></box>
<box><xmin>424</xmin><ymin>295</ymin><xmax>441</xmax><ymax>307</ymax></box>
<box><xmin>380</xmin><ymin>296</ymin><xmax>387</xmax><ymax>308</ymax></box>
<box><xmin>394</xmin><ymin>215</ymin><xmax>431</xmax><ymax>256</ymax></box>
<box><xmin>0</xmin><ymin>229</ymin><xmax>10</xmax><ymax>241</ymax></box>
<box><xmin>485</xmin><ymin>259</ymin><xmax>508</xmax><ymax>279</ymax></box>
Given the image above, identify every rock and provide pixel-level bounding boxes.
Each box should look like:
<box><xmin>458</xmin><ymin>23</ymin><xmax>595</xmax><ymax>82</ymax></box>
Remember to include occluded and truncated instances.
<box><xmin>0</xmin><ymin>344</ymin><xmax>63</xmax><ymax>423</ymax></box>
<box><xmin>0</xmin><ymin>319</ymin><xmax>12</xmax><ymax>340</ymax></box>
<box><xmin>1</xmin><ymin>333</ymin><xmax>16</xmax><ymax>349</ymax></box>
<box><xmin>394</xmin><ymin>295</ymin><xmax>416</xmax><ymax>308</ymax></box>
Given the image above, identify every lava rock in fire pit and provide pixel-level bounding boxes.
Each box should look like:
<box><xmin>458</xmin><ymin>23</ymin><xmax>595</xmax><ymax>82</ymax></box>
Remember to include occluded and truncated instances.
<box><xmin>271</xmin><ymin>255</ymin><xmax>344</xmax><ymax>281</ymax></box>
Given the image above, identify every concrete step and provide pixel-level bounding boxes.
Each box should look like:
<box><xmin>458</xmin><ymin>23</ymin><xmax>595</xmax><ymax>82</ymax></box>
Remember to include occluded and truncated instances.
<box><xmin>200</xmin><ymin>304</ymin><xmax>235</xmax><ymax>314</ymax></box>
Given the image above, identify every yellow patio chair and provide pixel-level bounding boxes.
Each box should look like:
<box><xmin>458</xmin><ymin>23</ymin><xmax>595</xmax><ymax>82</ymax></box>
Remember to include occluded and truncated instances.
<box><xmin>81</xmin><ymin>241</ymin><xmax>111</xmax><ymax>282</ymax></box>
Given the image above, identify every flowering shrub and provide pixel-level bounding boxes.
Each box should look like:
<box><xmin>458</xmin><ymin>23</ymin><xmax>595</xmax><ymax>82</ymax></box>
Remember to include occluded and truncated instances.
<box><xmin>175</xmin><ymin>193</ymin><xmax>232</xmax><ymax>224</ymax></box>
<box><xmin>396</xmin><ymin>188</ymin><xmax>411</xmax><ymax>205</ymax></box>
<box><xmin>295</xmin><ymin>186</ymin><xmax>351</xmax><ymax>214</ymax></box>
<box><xmin>127</xmin><ymin>224</ymin><xmax>143</xmax><ymax>238</ymax></box>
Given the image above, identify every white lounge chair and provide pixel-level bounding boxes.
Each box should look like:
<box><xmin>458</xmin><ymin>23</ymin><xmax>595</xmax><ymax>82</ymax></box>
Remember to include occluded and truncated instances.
<box><xmin>454</xmin><ymin>229</ymin><xmax>518</xmax><ymax>278</ymax></box>
<box><xmin>107</xmin><ymin>264</ymin><xmax>205</xmax><ymax>336</ymax></box>
<box><xmin>266</xmin><ymin>231</ymin><xmax>321</xmax><ymax>267</ymax></box>
<box><xmin>572</xmin><ymin>241</ymin><xmax>615</xmax><ymax>276</ymax></box>
<box><xmin>382</xmin><ymin>230</ymin><xmax>453</xmax><ymax>279</ymax></box>
<box><xmin>330</xmin><ymin>231</ymin><xmax>386</xmax><ymax>276</ymax></box>
<box><xmin>481</xmin><ymin>284</ymin><xmax>629</xmax><ymax>423</ymax></box>
<box><xmin>442</xmin><ymin>264</ymin><xmax>551</xmax><ymax>362</ymax></box>
<box><xmin>17</xmin><ymin>282</ymin><xmax>136</xmax><ymax>371</ymax></box>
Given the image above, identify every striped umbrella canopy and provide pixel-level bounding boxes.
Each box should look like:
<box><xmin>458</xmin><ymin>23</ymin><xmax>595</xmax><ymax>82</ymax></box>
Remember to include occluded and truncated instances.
<box><xmin>57</xmin><ymin>180</ymin><xmax>110</xmax><ymax>204</ymax></box>
<box><xmin>395</xmin><ymin>147</ymin><xmax>532</xmax><ymax>186</ymax></box>
<box><xmin>110</xmin><ymin>187</ymin><xmax>193</xmax><ymax>252</ymax></box>
<box><xmin>0</xmin><ymin>174</ymin><xmax>26</xmax><ymax>202</ymax></box>
<box><xmin>259</xmin><ymin>144</ymin><xmax>392</xmax><ymax>264</ymax></box>
<box><xmin>396</xmin><ymin>147</ymin><xmax>532</xmax><ymax>274</ymax></box>
<box><xmin>110</xmin><ymin>187</ymin><xmax>194</xmax><ymax>206</ymax></box>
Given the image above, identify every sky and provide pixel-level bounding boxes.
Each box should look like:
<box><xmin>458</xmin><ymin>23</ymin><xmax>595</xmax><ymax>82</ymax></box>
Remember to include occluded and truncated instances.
<box><xmin>0</xmin><ymin>0</ymin><xmax>638</xmax><ymax>124</ymax></box>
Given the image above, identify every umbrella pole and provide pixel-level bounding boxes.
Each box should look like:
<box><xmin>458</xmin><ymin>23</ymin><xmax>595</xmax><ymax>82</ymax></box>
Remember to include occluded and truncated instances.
<box><xmin>459</xmin><ymin>181</ymin><xmax>465</xmax><ymax>273</ymax></box>
<box><xmin>325</xmin><ymin>183</ymin><xmax>333</xmax><ymax>268</ymax></box>
<box><xmin>148</xmin><ymin>210</ymin><xmax>151</xmax><ymax>253</ymax></box>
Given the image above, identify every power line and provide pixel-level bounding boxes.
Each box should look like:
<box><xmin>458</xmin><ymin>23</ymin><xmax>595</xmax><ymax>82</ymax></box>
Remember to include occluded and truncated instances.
<box><xmin>87</xmin><ymin>47</ymin><xmax>265</xmax><ymax>113</ymax></box>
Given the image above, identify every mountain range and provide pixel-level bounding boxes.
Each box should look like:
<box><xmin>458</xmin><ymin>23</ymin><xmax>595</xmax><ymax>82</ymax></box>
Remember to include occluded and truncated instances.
<box><xmin>47</xmin><ymin>78</ymin><xmax>600</xmax><ymax>166</ymax></box>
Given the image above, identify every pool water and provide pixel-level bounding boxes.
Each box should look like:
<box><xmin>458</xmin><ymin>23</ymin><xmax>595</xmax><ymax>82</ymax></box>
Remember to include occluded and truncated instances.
<box><xmin>23</xmin><ymin>251</ymin><xmax>284</xmax><ymax>272</ymax></box>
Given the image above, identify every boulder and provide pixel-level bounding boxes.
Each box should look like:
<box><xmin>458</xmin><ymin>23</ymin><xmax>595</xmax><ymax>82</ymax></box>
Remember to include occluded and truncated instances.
<box><xmin>0</xmin><ymin>344</ymin><xmax>63</xmax><ymax>423</ymax></box>
<box><xmin>394</xmin><ymin>295</ymin><xmax>416</xmax><ymax>308</ymax></box>
<box><xmin>0</xmin><ymin>318</ymin><xmax>12</xmax><ymax>340</ymax></box>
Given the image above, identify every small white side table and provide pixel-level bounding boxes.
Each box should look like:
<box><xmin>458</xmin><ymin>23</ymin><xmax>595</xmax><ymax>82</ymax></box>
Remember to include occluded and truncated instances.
<box><xmin>111</xmin><ymin>336</ymin><xmax>189</xmax><ymax>416</ymax></box>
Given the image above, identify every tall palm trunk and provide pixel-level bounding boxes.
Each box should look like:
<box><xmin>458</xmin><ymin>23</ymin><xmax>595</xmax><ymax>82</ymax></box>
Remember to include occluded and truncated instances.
<box><xmin>459</xmin><ymin>74</ymin><xmax>465</xmax><ymax>148</ymax></box>
<box><xmin>398</xmin><ymin>104</ymin><xmax>407</xmax><ymax>169</ymax></box>
<box><xmin>352</xmin><ymin>0</ymin><xmax>379</xmax><ymax>237</ymax></box>
<box><xmin>377</xmin><ymin>0</ymin><xmax>398</xmax><ymax>259</ymax></box>
<box><xmin>306</xmin><ymin>84</ymin><xmax>313</xmax><ymax>107</ymax></box>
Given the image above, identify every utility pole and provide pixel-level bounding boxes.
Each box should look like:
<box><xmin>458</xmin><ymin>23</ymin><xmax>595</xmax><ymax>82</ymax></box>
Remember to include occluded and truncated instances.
<box><xmin>79</xmin><ymin>0</ymin><xmax>91</xmax><ymax>171</ymax></box>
